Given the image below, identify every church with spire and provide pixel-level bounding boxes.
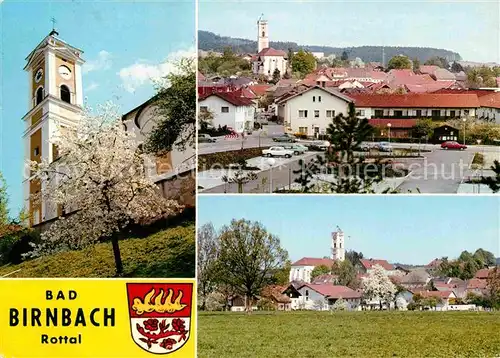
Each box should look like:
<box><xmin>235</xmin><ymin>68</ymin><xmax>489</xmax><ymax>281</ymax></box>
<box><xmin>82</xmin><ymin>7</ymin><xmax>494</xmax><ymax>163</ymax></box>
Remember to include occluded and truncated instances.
<box><xmin>251</xmin><ymin>15</ymin><xmax>288</xmax><ymax>79</ymax></box>
<box><xmin>22</xmin><ymin>24</ymin><xmax>85</xmax><ymax>226</ymax></box>
<box><xmin>288</xmin><ymin>228</ymin><xmax>347</xmax><ymax>283</ymax></box>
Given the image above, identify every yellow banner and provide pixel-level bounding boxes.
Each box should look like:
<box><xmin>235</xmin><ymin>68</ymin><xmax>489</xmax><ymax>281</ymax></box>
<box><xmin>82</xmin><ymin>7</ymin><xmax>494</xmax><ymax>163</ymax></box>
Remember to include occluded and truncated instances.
<box><xmin>0</xmin><ymin>279</ymin><xmax>196</xmax><ymax>358</ymax></box>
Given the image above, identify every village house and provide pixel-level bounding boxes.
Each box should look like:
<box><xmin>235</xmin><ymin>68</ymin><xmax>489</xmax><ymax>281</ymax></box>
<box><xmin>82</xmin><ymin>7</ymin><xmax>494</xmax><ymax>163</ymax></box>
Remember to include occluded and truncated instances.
<box><xmin>198</xmin><ymin>92</ymin><xmax>255</xmax><ymax>133</ymax></box>
<box><xmin>415</xmin><ymin>290</ymin><xmax>457</xmax><ymax>310</ymax></box>
<box><xmin>350</xmin><ymin>93</ymin><xmax>480</xmax><ymax>121</ymax></box>
<box><xmin>359</xmin><ymin>259</ymin><xmax>400</xmax><ymax>276</ymax></box>
<box><xmin>281</xmin><ymin>284</ymin><xmax>303</xmax><ymax>310</ymax></box>
<box><xmin>260</xmin><ymin>285</ymin><xmax>292</xmax><ymax>311</ymax></box>
<box><xmin>477</xmin><ymin>91</ymin><xmax>500</xmax><ymax>123</ymax></box>
<box><xmin>399</xmin><ymin>268</ymin><xmax>432</xmax><ymax>289</ymax></box>
<box><xmin>228</xmin><ymin>295</ymin><xmax>258</xmax><ymax>312</ymax></box>
<box><xmin>122</xmin><ymin>97</ymin><xmax>196</xmax><ymax>207</ymax></box>
<box><xmin>276</xmin><ymin>85</ymin><xmax>353</xmax><ymax>136</ymax></box>
<box><xmin>296</xmin><ymin>283</ymin><xmax>362</xmax><ymax>311</ymax></box>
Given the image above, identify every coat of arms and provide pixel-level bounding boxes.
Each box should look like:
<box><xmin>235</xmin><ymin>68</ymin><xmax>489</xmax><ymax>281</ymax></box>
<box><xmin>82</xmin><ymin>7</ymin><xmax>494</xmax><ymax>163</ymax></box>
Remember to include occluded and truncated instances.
<box><xmin>126</xmin><ymin>283</ymin><xmax>193</xmax><ymax>354</ymax></box>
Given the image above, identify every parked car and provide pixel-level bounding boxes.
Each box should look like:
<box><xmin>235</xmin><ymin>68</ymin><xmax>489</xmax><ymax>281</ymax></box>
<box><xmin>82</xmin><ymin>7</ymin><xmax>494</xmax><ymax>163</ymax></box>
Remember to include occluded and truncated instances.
<box><xmin>441</xmin><ymin>141</ymin><xmax>467</xmax><ymax>150</ymax></box>
<box><xmin>262</xmin><ymin>146</ymin><xmax>294</xmax><ymax>158</ymax></box>
<box><xmin>376</xmin><ymin>142</ymin><xmax>393</xmax><ymax>152</ymax></box>
<box><xmin>272</xmin><ymin>133</ymin><xmax>297</xmax><ymax>142</ymax></box>
<box><xmin>359</xmin><ymin>142</ymin><xmax>374</xmax><ymax>151</ymax></box>
<box><xmin>309</xmin><ymin>140</ymin><xmax>330</xmax><ymax>151</ymax></box>
<box><xmin>283</xmin><ymin>144</ymin><xmax>308</xmax><ymax>155</ymax></box>
<box><xmin>198</xmin><ymin>134</ymin><xmax>217</xmax><ymax>143</ymax></box>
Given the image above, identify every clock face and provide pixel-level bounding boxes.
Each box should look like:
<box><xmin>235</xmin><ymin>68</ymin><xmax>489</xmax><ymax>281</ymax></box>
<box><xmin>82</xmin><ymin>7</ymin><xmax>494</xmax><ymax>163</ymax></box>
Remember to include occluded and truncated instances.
<box><xmin>58</xmin><ymin>65</ymin><xmax>72</xmax><ymax>80</ymax></box>
<box><xmin>35</xmin><ymin>68</ymin><xmax>43</xmax><ymax>83</ymax></box>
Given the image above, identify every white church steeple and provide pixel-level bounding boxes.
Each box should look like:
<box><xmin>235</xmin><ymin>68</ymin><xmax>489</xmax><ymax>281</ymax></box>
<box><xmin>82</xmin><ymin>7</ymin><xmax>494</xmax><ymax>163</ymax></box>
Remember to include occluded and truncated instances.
<box><xmin>257</xmin><ymin>14</ymin><xmax>269</xmax><ymax>53</ymax></box>
<box><xmin>331</xmin><ymin>227</ymin><xmax>345</xmax><ymax>261</ymax></box>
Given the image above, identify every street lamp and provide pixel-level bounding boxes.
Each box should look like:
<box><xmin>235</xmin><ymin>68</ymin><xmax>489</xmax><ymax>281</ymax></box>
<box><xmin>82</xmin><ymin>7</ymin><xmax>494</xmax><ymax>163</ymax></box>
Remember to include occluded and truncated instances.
<box><xmin>267</xmin><ymin>157</ymin><xmax>276</xmax><ymax>193</ymax></box>
<box><xmin>387</xmin><ymin>123</ymin><xmax>392</xmax><ymax>143</ymax></box>
<box><xmin>462</xmin><ymin>117</ymin><xmax>467</xmax><ymax>145</ymax></box>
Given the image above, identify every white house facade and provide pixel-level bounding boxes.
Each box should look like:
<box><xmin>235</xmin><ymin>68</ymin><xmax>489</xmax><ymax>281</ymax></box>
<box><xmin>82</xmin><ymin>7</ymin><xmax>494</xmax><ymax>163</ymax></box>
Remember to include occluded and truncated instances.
<box><xmin>289</xmin><ymin>257</ymin><xmax>334</xmax><ymax>283</ymax></box>
<box><xmin>277</xmin><ymin>86</ymin><xmax>353</xmax><ymax>136</ymax></box>
<box><xmin>198</xmin><ymin>93</ymin><xmax>255</xmax><ymax>133</ymax></box>
<box><xmin>296</xmin><ymin>284</ymin><xmax>362</xmax><ymax>311</ymax></box>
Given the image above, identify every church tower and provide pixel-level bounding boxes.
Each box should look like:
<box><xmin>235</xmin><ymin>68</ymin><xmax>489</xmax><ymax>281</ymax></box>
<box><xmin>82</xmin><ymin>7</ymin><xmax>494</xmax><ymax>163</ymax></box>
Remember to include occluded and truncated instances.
<box><xmin>22</xmin><ymin>28</ymin><xmax>85</xmax><ymax>226</ymax></box>
<box><xmin>257</xmin><ymin>15</ymin><xmax>269</xmax><ymax>53</ymax></box>
<box><xmin>331</xmin><ymin>227</ymin><xmax>345</xmax><ymax>261</ymax></box>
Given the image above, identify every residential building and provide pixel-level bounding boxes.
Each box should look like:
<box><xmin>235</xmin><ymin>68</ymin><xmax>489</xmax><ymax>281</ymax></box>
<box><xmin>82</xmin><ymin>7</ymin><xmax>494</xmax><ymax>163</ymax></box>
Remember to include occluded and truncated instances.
<box><xmin>399</xmin><ymin>269</ymin><xmax>432</xmax><ymax>289</ymax></box>
<box><xmin>415</xmin><ymin>290</ymin><xmax>457</xmax><ymax>310</ymax></box>
<box><xmin>122</xmin><ymin>97</ymin><xmax>195</xmax><ymax>207</ymax></box>
<box><xmin>289</xmin><ymin>257</ymin><xmax>334</xmax><ymax>283</ymax></box>
<box><xmin>359</xmin><ymin>259</ymin><xmax>398</xmax><ymax>276</ymax></box>
<box><xmin>276</xmin><ymin>85</ymin><xmax>353</xmax><ymax>136</ymax></box>
<box><xmin>477</xmin><ymin>92</ymin><xmax>500</xmax><ymax>123</ymax></box>
<box><xmin>228</xmin><ymin>295</ymin><xmax>258</xmax><ymax>312</ymax></box>
<box><xmin>282</xmin><ymin>284</ymin><xmax>303</xmax><ymax>310</ymax></box>
<box><xmin>296</xmin><ymin>283</ymin><xmax>362</xmax><ymax>311</ymax></box>
<box><xmin>198</xmin><ymin>92</ymin><xmax>255</xmax><ymax>132</ymax></box>
<box><xmin>350</xmin><ymin>93</ymin><xmax>479</xmax><ymax>120</ymax></box>
<box><xmin>260</xmin><ymin>285</ymin><xmax>292</xmax><ymax>311</ymax></box>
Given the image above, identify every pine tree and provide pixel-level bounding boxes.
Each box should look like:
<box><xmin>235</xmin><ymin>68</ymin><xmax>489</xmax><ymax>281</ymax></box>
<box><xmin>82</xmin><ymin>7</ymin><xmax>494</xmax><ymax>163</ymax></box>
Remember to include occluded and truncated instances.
<box><xmin>294</xmin><ymin>102</ymin><xmax>387</xmax><ymax>193</ymax></box>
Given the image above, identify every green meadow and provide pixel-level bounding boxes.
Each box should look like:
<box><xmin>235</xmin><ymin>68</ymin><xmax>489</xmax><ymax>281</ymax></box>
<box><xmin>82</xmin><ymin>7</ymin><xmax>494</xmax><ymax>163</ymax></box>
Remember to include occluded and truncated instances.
<box><xmin>198</xmin><ymin>310</ymin><xmax>500</xmax><ymax>358</ymax></box>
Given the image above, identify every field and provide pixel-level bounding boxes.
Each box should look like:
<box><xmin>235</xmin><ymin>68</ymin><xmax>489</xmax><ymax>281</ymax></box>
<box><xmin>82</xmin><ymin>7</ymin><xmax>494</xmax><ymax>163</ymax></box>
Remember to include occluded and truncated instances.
<box><xmin>198</xmin><ymin>311</ymin><xmax>500</xmax><ymax>358</ymax></box>
<box><xmin>0</xmin><ymin>223</ymin><xmax>195</xmax><ymax>278</ymax></box>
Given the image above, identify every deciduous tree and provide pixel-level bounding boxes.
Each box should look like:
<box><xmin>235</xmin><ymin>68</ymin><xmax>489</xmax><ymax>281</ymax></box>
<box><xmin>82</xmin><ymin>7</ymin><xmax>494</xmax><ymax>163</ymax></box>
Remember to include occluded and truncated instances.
<box><xmin>294</xmin><ymin>102</ymin><xmax>387</xmax><ymax>193</ymax></box>
<box><xmin>215</xmin><ymin>219</ymin><xmax>289</xmax><ymax>313</ymax></box>
<box><xmin>387</xmin><ymin>55</ymin><xmax>412</xmax><ymax>70</ymax></box>
<box><xmin>362</xmin><ymin>264</ymin><xmax>396</xmax><ymax>309</ymax></box>
<box><xmin>197</xmin><ymin>222</ymin><xmax>219</xmax><ymax>310</ymax></box>
<box><xmin>291</xmin><ymin>49</ymin><xmax>316</xmax><ymax>77</ymax></box>
<box><xmin>145</xmin><ymin>58</ymin><xmax>196</xmax><ymax>154</ymax></box>
<box><xmin>311</xmin><ymin>264</ymin><xmax>331</xmax><ymax>280</ymax></box>
<box><xmin>29</xmin><ymin>103</ymin><xmax>179</xmax><ymax>275</ymax></box>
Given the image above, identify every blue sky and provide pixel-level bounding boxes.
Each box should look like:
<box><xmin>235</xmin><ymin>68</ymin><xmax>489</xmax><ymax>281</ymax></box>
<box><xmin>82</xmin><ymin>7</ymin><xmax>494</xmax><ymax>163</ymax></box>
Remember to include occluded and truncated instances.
<box><xmin>199</xmin><ymin>0</ymin><xmax>500</xmax><ymax>63</ymax></box>
<box><xmin>0</xmin><ymin>0</ymin><xmax>195</xmax><ymax>215</ymax></box>
<box><xmin>198</xmin><ymin>196</ymin><xmax>500</xmax><ymax>265</ymax></box>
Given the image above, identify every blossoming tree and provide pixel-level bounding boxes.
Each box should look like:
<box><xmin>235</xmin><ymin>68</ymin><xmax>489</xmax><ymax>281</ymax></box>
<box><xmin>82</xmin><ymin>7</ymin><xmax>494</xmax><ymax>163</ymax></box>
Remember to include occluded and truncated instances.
<box><xmin>362</xmin><ymin>264</ymin><xmax>396</xmax><ymax>310</ymax></box>
<box><xmin>29</xmin><ymin>102</ymin><xmax>180</xmax><ymax>275</ymax></box>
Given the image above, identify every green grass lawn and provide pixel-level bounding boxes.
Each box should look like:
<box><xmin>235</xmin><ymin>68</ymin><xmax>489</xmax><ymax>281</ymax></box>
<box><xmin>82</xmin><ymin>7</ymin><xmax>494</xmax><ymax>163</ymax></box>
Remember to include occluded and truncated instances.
<box><xmin>198</xmin><ymin>311</ymin><xmax>500</xmax><ymax>358</ymax></box>
<box><xmin>0</xmin><ymin>223</ymin><xmax>194</xmax><ymax>278</ymax></box>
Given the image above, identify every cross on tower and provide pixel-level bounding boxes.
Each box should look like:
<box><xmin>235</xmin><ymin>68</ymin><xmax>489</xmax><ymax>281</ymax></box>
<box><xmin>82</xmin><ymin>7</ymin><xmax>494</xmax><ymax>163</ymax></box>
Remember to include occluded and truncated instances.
<box><xmin>51</xmin><ymin>17</ymin><xmax>57</xmax><ymax>31</ymax></box>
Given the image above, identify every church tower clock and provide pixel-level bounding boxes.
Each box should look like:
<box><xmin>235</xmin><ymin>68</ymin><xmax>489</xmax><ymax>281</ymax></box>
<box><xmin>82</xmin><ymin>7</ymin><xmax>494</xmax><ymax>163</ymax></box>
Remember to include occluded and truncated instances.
<box><xmin>22</xmin><ymin>29</ymin><xmax>85</xmax><ymax>226</ymax></box>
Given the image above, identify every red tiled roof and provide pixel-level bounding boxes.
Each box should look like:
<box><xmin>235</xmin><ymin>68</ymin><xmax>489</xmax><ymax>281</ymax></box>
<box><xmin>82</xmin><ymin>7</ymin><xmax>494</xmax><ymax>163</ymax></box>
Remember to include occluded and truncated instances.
<box><xmin>239</xmin><ymin>88</ymin><xmax>256</xmax><ymax>99</ymax></box>
<box><xmin>419</xmin><ymin>65</ymin><xmax>439</xmax><ymax>75</ymax></box>
<box><xmin>369</xmin><ymin>118</ymin><xmax>417</xmax><ymax>128</ymax></box>
<box><xmin>360</xmin><ymin>259</ymin><xmax>394</xmax><ymax>271</ymax></box>
<box><xmin>311</xmin><ymin>274</ymin><xmax>338</xmax><ymax>284</ymax></box>
<box><xmin>405</xmin><ymin>81</ymin><xmax>456</xmax><ymax>93</ymax></box>
<box><xmin>467</xmin><ymin>278</ymin><xmax>488</xmax><ymax>290</ymax></box>
<box><xmin>199</xmin><ymin>91</ymin><xmax>254</xmax><ymax>106</ymax></box>
<box><xmin>474</xmin><ymin>268</ymin><xmax>493</xmax><ymax>279</ymax></box>
<box><xmin>418</xmin><ymin>290</ymin><xmax>455</xmax><ymax>299</ymax></box>
<box><xmin>261</xmin><ymin>285</ymin><xmax>292</xmax><ymax>303</ymax></box>
<box><xmin>300</xmin><ymin>284</ymin><xmax>362</xmax><ymax>299</ymax></box>
<box><xmin>248</xmin><ymin>84</ymin><xmax>272</xmax><ymax>96</ymax></box>
<box><xmin>258</xmin><ymin>47</ymin><xmax>287</xmax><ymax>57</ymax></box>
<box><xmin>291</xmin><ymin>257</ymin><xmax>334</xmax><ymax>267</ymax></box>
<box><xmin>478</xmin><ymin>92</ymin><xmax>500</xmax><ymax>109</ymax></box>
<box><xmin>349</xmin><ymin>93</ymin><xmax>480</xmax><ymax>108</ymax></box>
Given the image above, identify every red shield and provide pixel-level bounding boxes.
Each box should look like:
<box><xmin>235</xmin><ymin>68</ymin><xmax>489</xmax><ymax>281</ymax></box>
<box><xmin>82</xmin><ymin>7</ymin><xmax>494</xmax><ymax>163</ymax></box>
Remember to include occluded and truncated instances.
<box><xmin>126</xmin><ymin>283</ymin><xmax>193</xmax><ymax>354</ymax></box>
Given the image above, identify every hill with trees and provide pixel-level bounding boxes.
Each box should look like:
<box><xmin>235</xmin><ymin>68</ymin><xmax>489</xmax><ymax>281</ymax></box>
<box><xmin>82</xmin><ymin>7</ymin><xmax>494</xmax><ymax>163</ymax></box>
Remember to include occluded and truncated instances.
<box><xmin>199</xmin><ymin>30</ymin><xmax>462</xmax><ymax>63</ymax></box>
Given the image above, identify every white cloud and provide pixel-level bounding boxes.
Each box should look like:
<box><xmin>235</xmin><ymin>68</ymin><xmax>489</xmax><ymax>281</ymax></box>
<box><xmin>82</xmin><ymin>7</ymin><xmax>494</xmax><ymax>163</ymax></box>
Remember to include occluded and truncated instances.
<box><xmin>83</xmin><ymin>50</ymin><xmax>112</xmax><ymax>74</ymax></box>
<box><xmin>84</xmin><ymin>82</ymin><xmax>99</xmax><ymax>92</ymax></box>
<box><xmin>118</xmin><ymin>47</ymin><xmax>195</xmax><ymax>93</ymax></box>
